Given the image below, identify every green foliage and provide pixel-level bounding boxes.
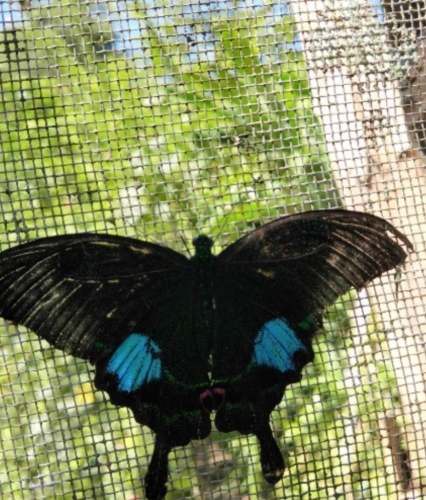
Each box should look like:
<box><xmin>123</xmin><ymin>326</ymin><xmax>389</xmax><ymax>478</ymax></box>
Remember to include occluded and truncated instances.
<box><xmin>0</xmin><ymin>3</ymin><xmax>338</xmax><ymax>251</ymax></box>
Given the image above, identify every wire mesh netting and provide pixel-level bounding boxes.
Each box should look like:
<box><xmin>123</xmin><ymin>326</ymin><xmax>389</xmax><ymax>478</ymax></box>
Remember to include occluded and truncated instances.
<box><xmin>0</xmin><ymin>0</ymin><xmax>425</xmax><ymax>499</ymax></box>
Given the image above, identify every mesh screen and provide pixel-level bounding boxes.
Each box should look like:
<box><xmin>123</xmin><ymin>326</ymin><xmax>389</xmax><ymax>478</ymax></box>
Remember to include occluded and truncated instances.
<box><xmin>0</xmin><ymin>1</ymin><xmax>425</xmax><ymax>499</ymax></box>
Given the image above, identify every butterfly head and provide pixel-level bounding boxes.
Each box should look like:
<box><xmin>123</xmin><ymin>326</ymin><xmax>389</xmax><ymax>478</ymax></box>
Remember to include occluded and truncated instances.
<box><xmin>192</xmin><ymin>235</ymin><xmax>214</xmax><ymax>260</ymax></box>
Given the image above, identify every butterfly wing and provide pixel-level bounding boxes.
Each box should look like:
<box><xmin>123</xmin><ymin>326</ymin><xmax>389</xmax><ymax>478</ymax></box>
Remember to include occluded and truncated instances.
<box><xmin>213</xmin><ymin>210</ymin><xmax>412</xmax><ymax>483</ymax></box>
<box><xmin>0</xmin><ymin>234</ymin><xmax>212</xmax><ymax>500</ymax></box>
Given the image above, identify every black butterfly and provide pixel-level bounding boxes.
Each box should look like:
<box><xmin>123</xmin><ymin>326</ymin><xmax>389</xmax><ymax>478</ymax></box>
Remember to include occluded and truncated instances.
<box><xmin>0</xmin><ymin>210</ymin><xmax>412</xmax><ymax>499</ymax></box>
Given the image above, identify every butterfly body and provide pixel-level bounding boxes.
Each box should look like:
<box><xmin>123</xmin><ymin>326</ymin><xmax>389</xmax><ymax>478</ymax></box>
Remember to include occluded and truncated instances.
<box><xmin>0</xmin><ymin>210</ymin><xmax>412</xmax><ymax>499</ymax></box>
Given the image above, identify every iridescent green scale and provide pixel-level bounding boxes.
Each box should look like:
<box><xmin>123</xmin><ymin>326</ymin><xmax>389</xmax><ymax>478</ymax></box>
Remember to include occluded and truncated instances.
<box><xmin>0</xmin><ymin>210</ymin><xmax>412</xmax><ymax>499</ymax></box>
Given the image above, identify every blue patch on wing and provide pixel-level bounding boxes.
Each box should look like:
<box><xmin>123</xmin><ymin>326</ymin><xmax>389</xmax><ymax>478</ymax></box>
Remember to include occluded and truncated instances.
<box><xmin>106</xmin><ymin>334</ymin><xmax>162</xmax><ymax>392</ymax></box>
<box><xmin>253</xmin><ymin>318</ymin><xmax>307</xmax><ymax>373</ymax></box>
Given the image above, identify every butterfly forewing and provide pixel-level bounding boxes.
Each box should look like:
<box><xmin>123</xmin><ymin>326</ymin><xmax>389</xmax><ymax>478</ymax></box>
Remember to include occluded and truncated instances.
<box><xmin>217</xmin><ymin>210</ymin><xmax>412</xmax><ymax>322</ymax></box>
<box><xmin>0</xmin><ymin>234</ymin><xmax>190</xmax><ymax>358</ymax></box>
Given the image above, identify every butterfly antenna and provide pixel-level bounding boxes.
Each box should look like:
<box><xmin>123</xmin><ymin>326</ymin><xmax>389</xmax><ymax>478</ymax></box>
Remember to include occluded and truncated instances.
<box><xmin>211</xmin><ymin>199</ymin><xmax>249</xmax><ymax>250</ymax></box>
<box><xmin>156</xmin><ymin>164</ymin><xmax>192</xmax><ymax>255</ymax></box>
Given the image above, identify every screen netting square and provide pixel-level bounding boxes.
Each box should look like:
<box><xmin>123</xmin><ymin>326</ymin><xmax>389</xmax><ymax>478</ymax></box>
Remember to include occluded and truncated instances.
<box><xmin>0</xmin><ymin>1</ymin><xmax>425</xmax><ymax>499</ymax></box>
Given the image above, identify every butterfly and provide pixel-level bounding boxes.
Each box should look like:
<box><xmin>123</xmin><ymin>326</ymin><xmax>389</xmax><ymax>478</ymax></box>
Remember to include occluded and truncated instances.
<box><xmin>0</xmin><ymin>210</ymin><xmax>412</xmax><ymax>499</ymax></box>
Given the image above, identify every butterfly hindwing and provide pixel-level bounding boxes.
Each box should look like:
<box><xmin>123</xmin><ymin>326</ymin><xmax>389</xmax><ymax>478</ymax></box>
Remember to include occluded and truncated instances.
<box><xmin>213</xmin><ymin>210</ymin><xmax>412</xmax><ymax>483</ymax></box>
<box><xmin>213</xmin><ymin>283</ymin><xmax>317</xmax><ymax>482</ymax></box>
<box><xmin>93</xmin><ymin>276</ymin><xmax>211</xmax><ymax>438</ymax></box>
